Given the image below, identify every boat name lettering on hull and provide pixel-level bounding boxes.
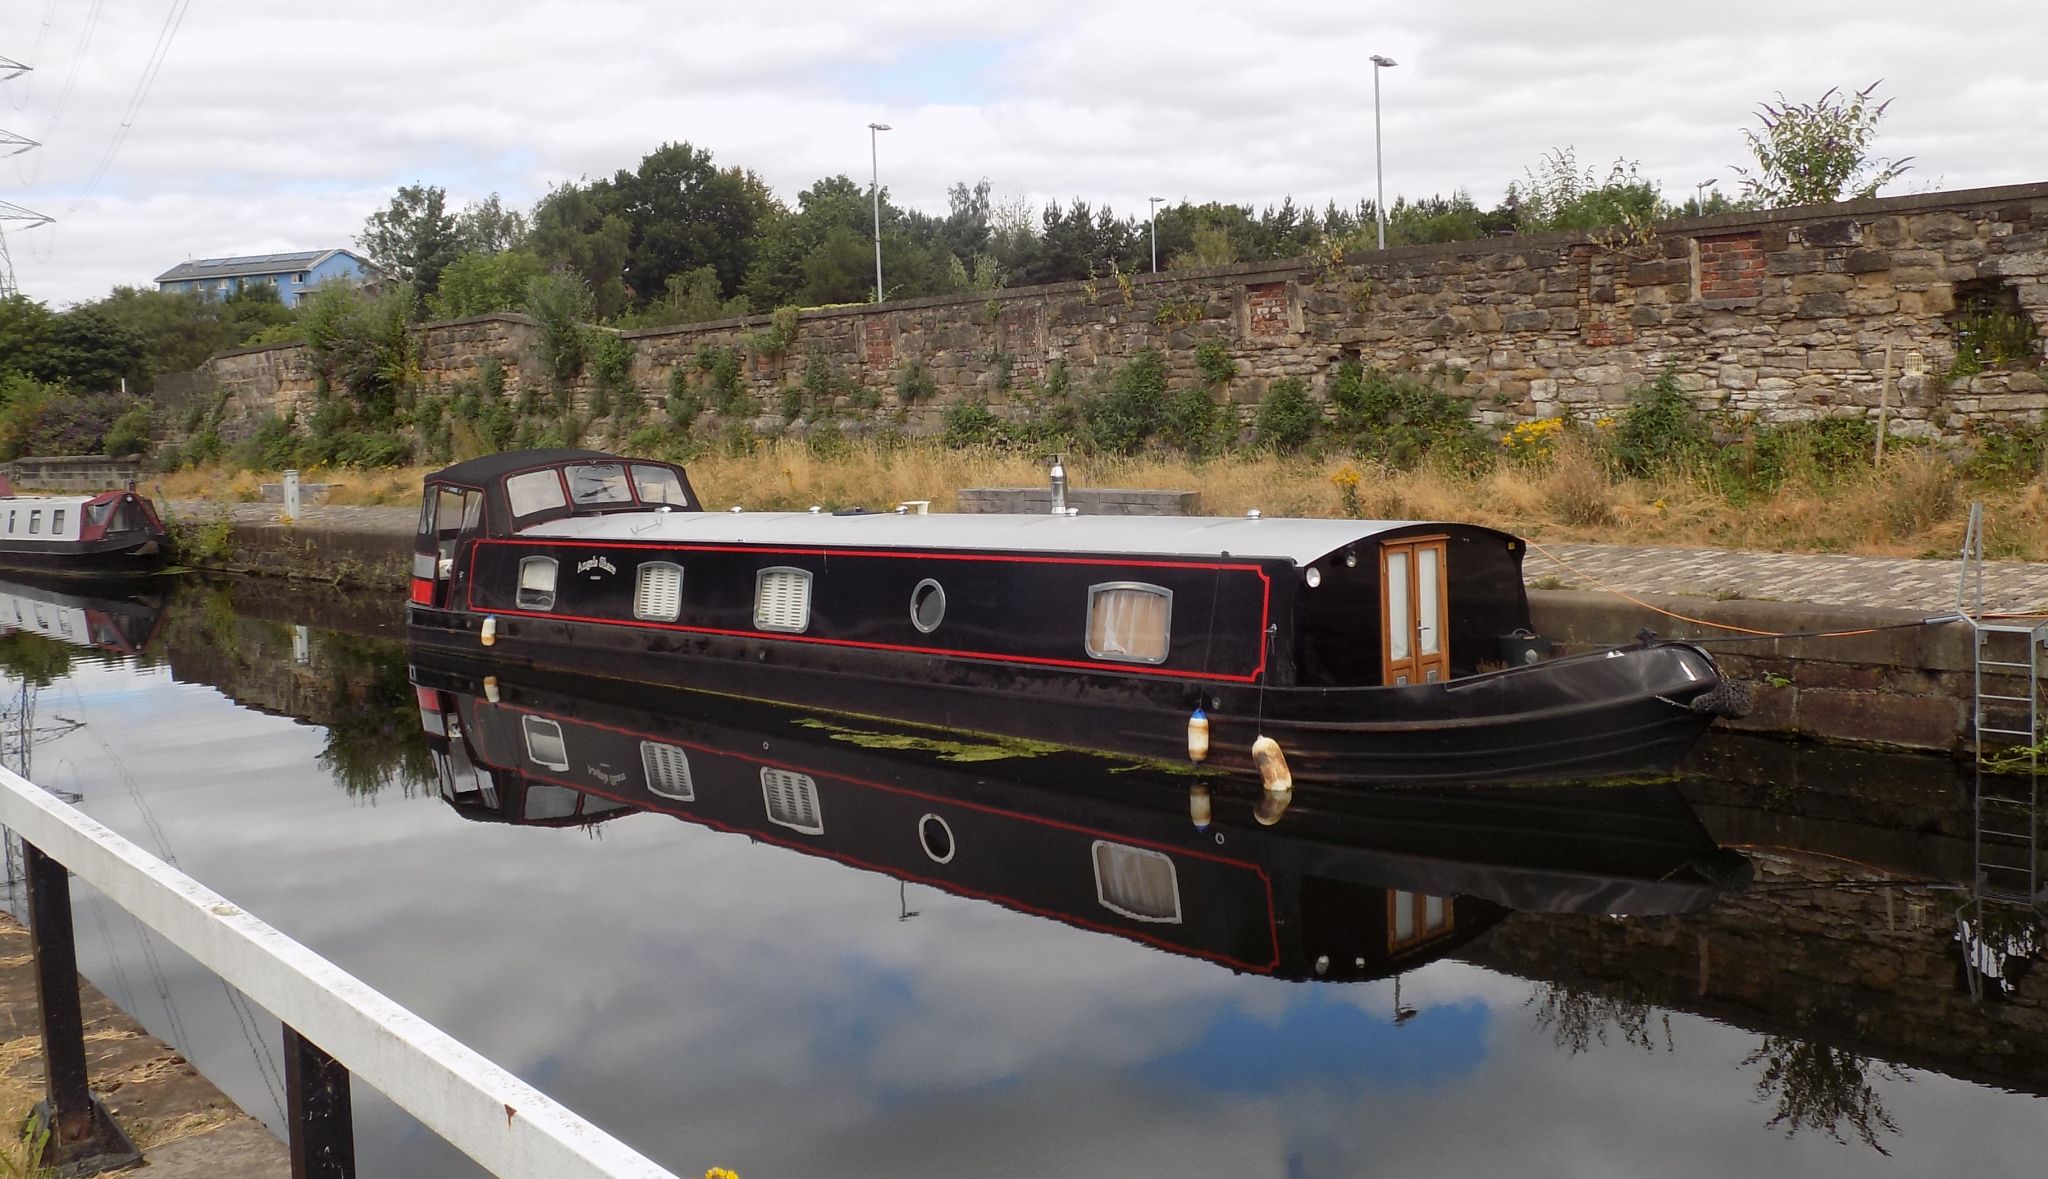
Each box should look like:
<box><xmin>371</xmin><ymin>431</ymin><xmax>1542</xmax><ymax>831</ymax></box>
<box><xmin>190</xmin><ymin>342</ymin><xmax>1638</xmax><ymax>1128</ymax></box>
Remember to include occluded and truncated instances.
<box><xmin>577</xmin><ymin>555</ymin><xmax>618</xmax><ymax>579</ymax></box>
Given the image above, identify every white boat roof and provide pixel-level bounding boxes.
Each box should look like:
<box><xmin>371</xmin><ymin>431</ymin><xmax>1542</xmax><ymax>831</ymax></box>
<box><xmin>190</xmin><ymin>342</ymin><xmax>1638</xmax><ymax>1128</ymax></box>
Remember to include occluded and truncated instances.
<box><xmin>0</xmin><ymin>495</ymin><xmax>95</xmax><ymax>508</ymax></box>
<box><xmin>521</xmin><ymin>511</ymin><xmax>1483</xmax><ymax>565</ymax></box>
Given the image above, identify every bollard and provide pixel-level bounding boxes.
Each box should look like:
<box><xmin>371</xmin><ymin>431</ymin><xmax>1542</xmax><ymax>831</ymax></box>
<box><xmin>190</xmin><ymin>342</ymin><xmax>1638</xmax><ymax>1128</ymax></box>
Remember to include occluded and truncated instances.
<box><xmin>284</xmin><ymin>468</ymin><xmax>301</xmax><ymax>522</ymax></box>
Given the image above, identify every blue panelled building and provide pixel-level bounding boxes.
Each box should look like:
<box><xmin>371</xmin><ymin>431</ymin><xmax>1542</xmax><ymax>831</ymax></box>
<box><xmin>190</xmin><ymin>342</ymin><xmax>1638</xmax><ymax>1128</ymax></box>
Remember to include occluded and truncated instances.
<box><xmin>154</xmin><ymin>249</ymin><xmax>380</xmax><ymax>308</ymax></box>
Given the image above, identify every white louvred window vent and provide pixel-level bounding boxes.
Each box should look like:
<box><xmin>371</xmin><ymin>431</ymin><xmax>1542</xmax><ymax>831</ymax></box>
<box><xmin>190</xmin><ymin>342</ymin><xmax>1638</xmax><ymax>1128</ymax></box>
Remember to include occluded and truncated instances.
<box><xmin>640</xmin><ymin>741</ymin><xmax>694</xmax><ymax>801</ymax></box>
<box><xmin>753</xmin><ymin>567</ymin><xmax>812</xmax><ymax>633</ymax></box>
<box><xmin>761</xmin><ymin>768</ymin><xmax>823</xmax><ymax>835</ymax></box>
<box><xmin>521</xmin><ymin>716</ymin><xmax>570</xmax><ymax>772</ymax></box>
<box><xmin>635</xmin><ymin>562</ymin><xmax>683</xmax><ymax>622</ymax></box>
<box><xmin>1092</xmin><ymin>840</ymin><xmax>1183</xmax><ymax>924</ymax></box>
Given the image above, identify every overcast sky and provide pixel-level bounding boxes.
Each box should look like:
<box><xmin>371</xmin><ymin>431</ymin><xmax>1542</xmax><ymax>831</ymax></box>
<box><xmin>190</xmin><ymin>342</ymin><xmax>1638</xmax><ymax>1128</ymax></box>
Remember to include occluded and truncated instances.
<box><xmin>2</xmin><ymin>0</ymin><xmax>2044</xmax><ymax>307</ymax></box>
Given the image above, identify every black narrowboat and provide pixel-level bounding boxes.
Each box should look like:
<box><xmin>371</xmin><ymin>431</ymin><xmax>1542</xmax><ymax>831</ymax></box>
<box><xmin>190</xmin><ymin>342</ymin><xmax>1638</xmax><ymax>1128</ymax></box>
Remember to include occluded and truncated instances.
<box><xmin>0</xmin><ymin>480</ymin><xmax>170</xmax><ymax>578</ymax></box>
<box><xmin>405</xmin><ymin>449</ymin><xmax>1746</xmax><ymax>786</ymax></box>
<box><xmin>0</xmin><ymin>571</ymin><xmax>166</xmax><ymax>657</ymax></box>
<box><xmin>410</xmin><ymin>656</ymin><xmax>1753</xmax><ymax>982</ymax></box>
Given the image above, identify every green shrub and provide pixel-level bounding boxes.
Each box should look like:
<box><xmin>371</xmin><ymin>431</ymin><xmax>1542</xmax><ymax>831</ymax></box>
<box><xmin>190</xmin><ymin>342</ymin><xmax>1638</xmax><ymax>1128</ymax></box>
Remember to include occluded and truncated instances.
<box><xmin>1609</xmin><ymin>368</ymin><xmax>1710</xmax><ymax>476</ymax></box>
<box><xmin>1080</xmin><ymin>349</ymin><xmax>1168</xmax><ymax>455</ymax></box>
<box><xmin>804</xmin><ymin>420</ymin><xmax>851</xmax><ymax>459</ymax></box>
<box><xmin>666</xmin><ymin>369</ymin><xmax>704</xmax><ymax>430</ymax></box>
<box><xmin>1327</xmin><ymin>360</ymin><xmax>1483</xmax><ymax>467</ymax></box>
<box><xmin>1195</xmin><ymin>340</ymin><xmax>1235</xmax><ymax>386</ymax></box>
<box><xmin>523</xmin><ymin>272</ymin><xmax>592</xmax><ymax>388</ymax></box>
<box><xmin>943</xmin><ymin>401</ymin><xmax>1004</xmax><ymax>447</ymax></box>
<box><xmin>1160</xmin><ymin>387</ymin><xmax>1226</xmax><ymax>457</ymax></box>
<box><xmin>708</xmin><ymin>347</ymin><xmax>746</xmax><ymax>413</ymax></box>
<box><xmin>1964</xmin><ymin>416</ymin><xmax>2048</xmax><ymax>485</ymax></box>
<box><xmin>103</xmin><ymin>405</ymin><xmax>155</xmax><ymax>457</ymax></box>
<box><xmin>896</xmin><ymin>361</ymin><xmax>938</xmax><ymax>404</ymax></box>
<box><xmin>1255</xmin><ymin>378</ymin><xmax>1318</xmax><ymax>453</ymax></box>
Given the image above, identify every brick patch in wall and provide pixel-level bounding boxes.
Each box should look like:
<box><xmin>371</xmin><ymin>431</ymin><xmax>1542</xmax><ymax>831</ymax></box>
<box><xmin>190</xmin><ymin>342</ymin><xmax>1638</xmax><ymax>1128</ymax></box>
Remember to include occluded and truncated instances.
<box><xmin>1247</xmin><ymin>281</ymin><xmax>1289</xmax><ymax>337</ymax></box>
<box><xmin>1697</xmin><ymin>231</ymin><xmax>1767</xmax><ymax>300</ymax></box>
<box><xmin>863</xmin><ymin>322</ymin><xmax>894</xmax><ymax>369</ymax></box>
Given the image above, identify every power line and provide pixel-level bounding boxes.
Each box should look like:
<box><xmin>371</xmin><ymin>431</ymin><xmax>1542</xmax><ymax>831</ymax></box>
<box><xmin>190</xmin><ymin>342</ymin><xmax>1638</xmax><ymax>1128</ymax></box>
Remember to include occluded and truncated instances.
<box><xmin>41</xmin><ymin>0</ymin><xmax>107</xmax><ymax>139</ymax></box>
<box><xmin>0</xmin><ymin>58</ymin><xmax>28</xmax><ymax>83</ymax></box>
<box><xmin>70</xmin><ymin>0</ymin><xmax>191</xmax><ymax>213</ymax></box>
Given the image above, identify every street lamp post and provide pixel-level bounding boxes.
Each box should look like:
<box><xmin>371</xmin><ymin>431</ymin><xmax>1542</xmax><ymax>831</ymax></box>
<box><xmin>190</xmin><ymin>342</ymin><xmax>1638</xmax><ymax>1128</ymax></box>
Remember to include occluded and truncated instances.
<box><xmin>1370</xmin><ymin>55</ymin><xmax>1397</xmax><ymax>251</ymax></box>
<box><xmin>868</xmin><ymin>122</ymin><xmax>892</xmax><ymax>303</ymax></box>
<box><xmin>1148</xmin><ymin>196</ymin><xmax>1164</xmax><ymax>273</ymax></box>
<box><xmin>1695</xmin><ymin>177</ymin><xmax>1718</xmax><ymax>216</ymax></box>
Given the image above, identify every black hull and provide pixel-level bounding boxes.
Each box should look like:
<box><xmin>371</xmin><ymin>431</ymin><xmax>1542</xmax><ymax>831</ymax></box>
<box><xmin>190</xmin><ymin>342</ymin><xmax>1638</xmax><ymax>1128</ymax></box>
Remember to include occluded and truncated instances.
<box><xmin>409</xmin><ymin>605</ymin><xmax>1725</xmax><ymax>786</ymax></box>
<box><xmin>0</xmin><ymin>534</ymin><xmax>169</xmax><ymax>579</ymax></box>
<box><xmin>410</xmin><ymin>656</ymin><xmax>1750</xmax><ymax>980</ymax></box>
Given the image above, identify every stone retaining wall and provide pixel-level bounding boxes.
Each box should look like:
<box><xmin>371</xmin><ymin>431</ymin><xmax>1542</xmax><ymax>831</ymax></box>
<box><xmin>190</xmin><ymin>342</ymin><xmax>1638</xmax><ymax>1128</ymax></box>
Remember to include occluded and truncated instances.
<box><xmin>180</xmin><ymin>181</ymin><xmax>2048</xmax><ymax>448</ymax></box>
<box><xmin>180</xmin><ymin>182</ymin><xmax>2048</xmax><ymax>448</ymax></box>
<box><xmin>5</xmin><ymin>455</ymin><xmax>142</xmax><ymax>490</ymax></box>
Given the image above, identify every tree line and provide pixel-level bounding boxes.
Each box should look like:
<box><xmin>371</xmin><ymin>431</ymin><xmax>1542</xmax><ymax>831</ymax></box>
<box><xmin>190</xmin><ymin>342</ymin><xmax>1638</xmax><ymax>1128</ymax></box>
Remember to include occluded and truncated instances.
<box><xmin>0</xmin><ymin>82</ymin><xmax>1910</xmax><ymax>461</ymax></box>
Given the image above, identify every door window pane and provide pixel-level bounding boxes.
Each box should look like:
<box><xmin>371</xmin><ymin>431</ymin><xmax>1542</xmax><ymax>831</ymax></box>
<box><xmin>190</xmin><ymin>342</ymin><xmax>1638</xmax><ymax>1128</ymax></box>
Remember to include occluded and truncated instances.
<box><xmin>1386</xmin><ymin>552</ymin><xmax>1410</xmax><ymax>662</ymax></box>
<box><xmin>1417</xmin><ymin>545</ymin><xmax>1441</xmax><ymax>656</ymax></box>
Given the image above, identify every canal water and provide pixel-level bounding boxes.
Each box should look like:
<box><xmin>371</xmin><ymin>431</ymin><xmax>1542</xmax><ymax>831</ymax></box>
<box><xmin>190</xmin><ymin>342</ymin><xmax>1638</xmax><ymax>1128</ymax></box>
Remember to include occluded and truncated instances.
<box><xmin>0</xmin><ymin>576</ymin><xmax>2043</xmax><ymax>1178</ymax></box>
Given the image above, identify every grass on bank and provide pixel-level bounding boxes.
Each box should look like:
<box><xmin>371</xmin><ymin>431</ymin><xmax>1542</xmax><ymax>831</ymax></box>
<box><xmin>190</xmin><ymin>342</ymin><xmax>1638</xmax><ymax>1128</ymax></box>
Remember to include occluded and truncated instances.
<box><xmin>148</xmin><ymin>432</ymin><xmax>2048</xmax><ymax>562</ymax></box>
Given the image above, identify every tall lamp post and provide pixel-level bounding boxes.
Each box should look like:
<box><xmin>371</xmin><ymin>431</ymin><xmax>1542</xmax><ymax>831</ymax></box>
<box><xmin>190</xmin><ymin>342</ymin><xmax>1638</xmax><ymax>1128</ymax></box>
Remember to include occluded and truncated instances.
<box><xmin>1148</xmin><ymin>196</ymin><xmax>1165</xmax><ymax>273</ymax></box>
<box><xmin>1695</xmin><ymin>177</ymin><xmax>1718</xmax><ymax>215</ymax></box>
<box><xmin>868</xmin><ymin>122</ymin><xmax>892</xmax><ymax>303</ymax></box>
<box><xmin>1370</xmin><ymin>55</ymin><xmax>1396</xmax><ymax>250</ymax></box>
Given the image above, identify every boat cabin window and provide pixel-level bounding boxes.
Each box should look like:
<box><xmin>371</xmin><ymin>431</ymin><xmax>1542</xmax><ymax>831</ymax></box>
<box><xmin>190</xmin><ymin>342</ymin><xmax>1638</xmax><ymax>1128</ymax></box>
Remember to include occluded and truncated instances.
<box><xmin>634</xmin><ymin>562</ymin><xmax>683</xmax><ymax>622</ymax></box>
<box><xmin>754</xmin><ymin>567</ymin><xmax>812</xmax><ymax>633</ymax></box>
<box><xmin>1388</xmin><ymin>891</ymin><xmax>1453</xmax><ymax>950</ymax></box>
<box><xmin>631</xmin><ymin>464</ymin><xmax>689</xmax><ymax>507</ymax></box>
<box><xmin>565</xmin><ymin>462</ymin><xmax>633</xmax><ymax>506</ymax></box>
<box><xmin>28</xmin><ymin>511</ymin><xmax>41</xmax><ymax>535</ymax></box>
<box><xmin>505</xmin><ymin>469</ymin><xmax>568</xmax><ymax>518</ymax></box>
<box><xmin>50</xmin><ymin>510</ymin><xmax>64</xmax><ymax>535</ymax></box>
<box><xmin>520</xmin><ymin>784</ymin><xmax>583</xmax><ymax>821</ymax></box>
<box><xmin>517</xmin><ymin>556</ymin><xmax>558</xmax><ymax>611</ymax></box>
<box><xmin>1085</xmin><ymin>583</ymin><xmax>1172</xmax><ymax>664</ymax></box>
<box><xmin>761</xmin><ymin>768</ymin><xmax>823</xmax><ymax>835</ymax></box>
<box><xmin>909</xmin><ymin>579</ymin><xmax>946</xmax><ymax>633</ymax></box>
<box><xmin>5</xmin><ymin>511</ymin><xmax>13</xmax><ymax>533</ymax></box>
<box><xmin>1092</xmin><ymin>841</ymin><xmax>1182</xmax><ymax>924</ymax></box>
<box><xmin>87</xmin><ymin>502</ymin><xmax>112</xmax><ymax>527</ymax></box>
<box><xmin>521</xmin><ymin>715</ymin><xmax>570</xmax><ymax>771</ymax></box>
<box><xmin>640</xmin><ymin>741</ymin><xmax>694</xmax><ymax>800</ymax></box>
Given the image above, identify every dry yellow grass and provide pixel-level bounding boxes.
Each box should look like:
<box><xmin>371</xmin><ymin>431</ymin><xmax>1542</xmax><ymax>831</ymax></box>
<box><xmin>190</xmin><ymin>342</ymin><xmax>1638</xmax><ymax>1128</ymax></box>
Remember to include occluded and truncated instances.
<box><xmin>150</xmin><ymin>440</ymin><xmax>2048</xmax><ymax>560</ymax></box>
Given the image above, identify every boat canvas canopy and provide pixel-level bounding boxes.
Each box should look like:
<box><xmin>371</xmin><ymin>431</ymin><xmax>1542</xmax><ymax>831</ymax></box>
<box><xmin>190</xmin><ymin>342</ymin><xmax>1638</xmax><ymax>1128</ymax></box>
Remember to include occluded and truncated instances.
<box><xmin>519</xmin><ymin>511</ymin><xmax>1506</xmax><ymax>567</ymax></box>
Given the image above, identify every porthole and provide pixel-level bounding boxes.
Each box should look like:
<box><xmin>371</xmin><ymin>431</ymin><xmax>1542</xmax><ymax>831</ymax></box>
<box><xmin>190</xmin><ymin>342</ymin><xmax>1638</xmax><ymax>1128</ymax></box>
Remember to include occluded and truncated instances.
<box><xmin>909</xmin><ymin>578</ymin><xmax>946</xmax><ymax>634</ymax></box>
<box><xmin>918</xmin><ymin>813</ymin><xmax>956</xmax><ymax>864</ymax></box>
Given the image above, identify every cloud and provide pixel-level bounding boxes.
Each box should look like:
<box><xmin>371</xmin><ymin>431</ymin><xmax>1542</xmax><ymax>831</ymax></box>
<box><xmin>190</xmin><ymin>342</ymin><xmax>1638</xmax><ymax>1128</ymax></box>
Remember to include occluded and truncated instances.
<box><xmin>4</xmin><ymin>1</ymin><xmax>2045</xmax><ymax>306</ymax></box>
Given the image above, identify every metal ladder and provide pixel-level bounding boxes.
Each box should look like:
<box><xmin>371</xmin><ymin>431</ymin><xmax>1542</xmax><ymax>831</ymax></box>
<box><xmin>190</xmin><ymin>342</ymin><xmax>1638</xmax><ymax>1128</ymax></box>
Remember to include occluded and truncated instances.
<box><xmin>1956</xmin><ymin>503</ymin><xmax>2046</xmax><ymax>914</ymax></box>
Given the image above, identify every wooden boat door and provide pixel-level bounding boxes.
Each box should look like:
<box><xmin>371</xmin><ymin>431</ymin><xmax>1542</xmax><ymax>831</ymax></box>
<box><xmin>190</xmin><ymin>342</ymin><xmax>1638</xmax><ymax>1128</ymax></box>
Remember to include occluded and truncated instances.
<box><xmin>419</xmin><ymin>485</ymin><xmax>484</xmax><ymax>609</ymax></box>
<box><xmin>1380</xmin><ymin>536</ymin><xmax>1449</xmax><ymax>686</ymax></box>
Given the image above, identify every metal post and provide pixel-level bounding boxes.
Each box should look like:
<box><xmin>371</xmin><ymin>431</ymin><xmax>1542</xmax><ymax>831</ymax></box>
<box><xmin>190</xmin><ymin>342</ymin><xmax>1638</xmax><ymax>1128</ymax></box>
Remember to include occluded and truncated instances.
<box><xmin>1370</xmin><ymin>55</ymin><xmax>1396</xmax><ymax>250</ymax></box>
<box><xmin>1148</xmin><ymin>196</ymin><xmax>1164</xmax><ymax>273</ymax></box>
<box><xmin>25</xmin><ymin>841</ymin><xmax>92</xmax><ymax>1145</ymax></box>
<box><xmin>285</xmin><ymin>1027</ymin><xmax>356</xmax><ymax>1179</ymax></box>
<box><xmin>868</xmin><ymin>122</ymin><xmax>891</xmax><ymax>304</ymax></box>
<box><xmin>284</xmin><ymin>468</ymin><xmax>301</xmax><ymax>521</ymax></box>
<box><xmin>22</xmin><ymin>838</ymin><xmax>140</xmax><ymax>1173</ymax></box>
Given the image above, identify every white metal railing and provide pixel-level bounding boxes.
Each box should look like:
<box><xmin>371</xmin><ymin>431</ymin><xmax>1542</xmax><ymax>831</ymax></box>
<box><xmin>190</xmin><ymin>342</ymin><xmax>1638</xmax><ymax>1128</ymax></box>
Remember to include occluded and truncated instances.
<box><xmin>0</xmin><ymin>762</ymin><xmax>679</xmax><ymax>1178</ymax></box>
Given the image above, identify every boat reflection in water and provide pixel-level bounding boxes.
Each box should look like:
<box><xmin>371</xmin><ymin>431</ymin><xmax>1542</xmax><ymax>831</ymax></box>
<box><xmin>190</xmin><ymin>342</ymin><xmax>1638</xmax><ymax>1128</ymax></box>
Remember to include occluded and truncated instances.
<box><xmin>0</xmin><ymin>571</ymin><xmax>165</xmax><ymax>658</ymax></box>
<box><xmin>410</xmin><ymin>651</ymin><xmax>1754</xmax><ymax>982</ymax></box>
